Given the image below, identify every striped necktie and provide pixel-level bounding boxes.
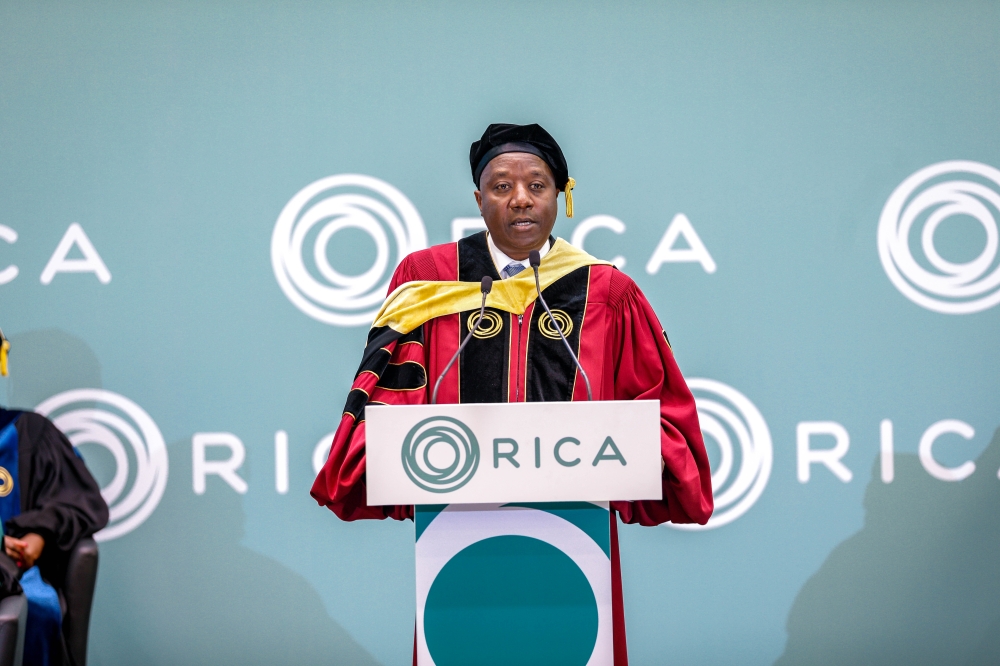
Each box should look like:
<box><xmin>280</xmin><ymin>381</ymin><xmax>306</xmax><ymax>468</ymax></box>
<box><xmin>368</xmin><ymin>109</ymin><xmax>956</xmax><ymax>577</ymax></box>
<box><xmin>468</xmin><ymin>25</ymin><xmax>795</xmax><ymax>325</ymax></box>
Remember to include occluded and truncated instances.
<box><xmin>502</xmin><ymin>262</ymin><xmax>526</xmax><ymax>279</ymax></box>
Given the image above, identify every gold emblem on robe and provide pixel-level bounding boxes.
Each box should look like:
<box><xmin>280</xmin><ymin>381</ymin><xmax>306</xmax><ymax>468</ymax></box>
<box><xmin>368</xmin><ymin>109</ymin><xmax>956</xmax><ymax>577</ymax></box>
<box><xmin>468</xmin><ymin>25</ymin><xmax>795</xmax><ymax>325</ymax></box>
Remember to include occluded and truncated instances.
<box><xmin>0</xmin><ymin>466</ymin><xmax>13</xmax><ymax>497</ymax></box>
<box><xmin>467</xmin><ymin>311</ymin><xmax>504</xmax><ymax>339</ymax></box>
<box><xmin>538</xmin><ymin>309</ymin><xmax>574</xmax><ymax>340</ymax></box>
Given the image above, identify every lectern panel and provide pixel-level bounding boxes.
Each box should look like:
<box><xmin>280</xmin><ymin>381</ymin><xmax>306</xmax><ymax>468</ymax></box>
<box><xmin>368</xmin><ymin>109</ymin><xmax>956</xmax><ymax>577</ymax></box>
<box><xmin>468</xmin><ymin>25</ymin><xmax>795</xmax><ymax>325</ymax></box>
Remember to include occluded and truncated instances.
<box><xmin>415</xmin><ymin>503</ymin><xmax>613</xmax><ymax>666</ymax></box>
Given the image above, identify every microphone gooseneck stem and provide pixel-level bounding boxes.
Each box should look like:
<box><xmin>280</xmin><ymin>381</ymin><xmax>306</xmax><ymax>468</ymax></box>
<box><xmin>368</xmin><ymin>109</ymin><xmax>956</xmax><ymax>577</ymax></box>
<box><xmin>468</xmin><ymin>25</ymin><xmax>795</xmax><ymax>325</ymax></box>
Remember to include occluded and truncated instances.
<box><xmin>431</xmin><ymin>277</ymin><xmax>493</xmax><ymax>404</ymax></box>
<box><xmin>530</xmin><ymin>256</ymin><xmax>593</xmax><ymax>401</ymax></box>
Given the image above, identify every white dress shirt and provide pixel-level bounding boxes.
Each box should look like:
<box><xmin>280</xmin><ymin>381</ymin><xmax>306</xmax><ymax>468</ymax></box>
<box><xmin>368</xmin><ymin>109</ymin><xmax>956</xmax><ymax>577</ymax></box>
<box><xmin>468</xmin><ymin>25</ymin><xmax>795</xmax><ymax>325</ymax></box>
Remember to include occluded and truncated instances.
<box><xmin>486</xmin><ymin>233</ymin><xmax>551</xmax><ymax>278</ymax></box>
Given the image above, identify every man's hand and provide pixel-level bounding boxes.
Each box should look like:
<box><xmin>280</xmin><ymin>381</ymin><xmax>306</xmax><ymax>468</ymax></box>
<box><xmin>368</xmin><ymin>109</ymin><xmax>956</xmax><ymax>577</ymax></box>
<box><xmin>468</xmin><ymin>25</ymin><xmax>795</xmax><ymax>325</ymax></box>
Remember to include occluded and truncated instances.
<box><xmin>4</xmin><ymin>533</ymin><xmax>45</xmax><ymax>569</ymax></box>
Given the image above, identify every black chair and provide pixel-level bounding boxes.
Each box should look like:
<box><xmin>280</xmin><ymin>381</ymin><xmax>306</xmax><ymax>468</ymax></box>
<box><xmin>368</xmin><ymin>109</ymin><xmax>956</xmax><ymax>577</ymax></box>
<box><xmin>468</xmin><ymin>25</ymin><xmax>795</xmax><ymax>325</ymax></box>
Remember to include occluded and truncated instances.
<box><xmin>0</xmin><ymin>538</ymin><xmax>97</xmax><ymax>666</ymax></box>
<box><xmin>58</xmin><ymin>538</ymin><xmax>99</xmax><ymax>666</ymax></box>
<box><xmin>0</xmin><ymin>592</ymin><xmax>25</xmax><ymax>666</ymax></box>
<box><xmin>0</xmin><ymin>549</ymin><xmax>25</xmax><ymax>666</ymax></box>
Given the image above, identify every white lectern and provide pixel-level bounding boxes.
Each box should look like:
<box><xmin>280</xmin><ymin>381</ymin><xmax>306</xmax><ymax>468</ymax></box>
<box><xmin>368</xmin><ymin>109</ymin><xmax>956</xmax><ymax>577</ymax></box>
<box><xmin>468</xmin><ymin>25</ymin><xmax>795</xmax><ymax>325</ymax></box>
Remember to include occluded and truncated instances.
<box><xmin>366</xmin><ymin>400</ymin><xmax>662</xmax><ymax>666</ymax></box>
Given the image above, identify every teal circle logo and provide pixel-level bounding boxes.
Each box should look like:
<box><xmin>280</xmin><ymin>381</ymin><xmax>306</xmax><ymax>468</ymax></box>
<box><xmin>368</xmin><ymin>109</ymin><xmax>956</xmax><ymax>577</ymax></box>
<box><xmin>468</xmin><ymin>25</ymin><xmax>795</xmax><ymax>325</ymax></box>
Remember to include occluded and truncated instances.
<box><xmin>424</xmin><ymin>535</ymin><xmax>599</xmax><ymax>665</ymax></box>
<box><xmin>401</xmin><ymin>416</ymin><xmax>479</xmax><ymax>493</ymax></box>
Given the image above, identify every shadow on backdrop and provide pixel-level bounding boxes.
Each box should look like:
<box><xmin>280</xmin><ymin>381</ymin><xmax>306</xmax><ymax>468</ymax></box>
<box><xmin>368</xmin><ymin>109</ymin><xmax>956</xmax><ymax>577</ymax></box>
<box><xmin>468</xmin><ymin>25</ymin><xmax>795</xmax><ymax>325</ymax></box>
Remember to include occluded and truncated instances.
<box><xmin>5</xmin><ymin>329</ymin><xmax>102</xmax><ymax>407</ymax></box>
<box><xmin>776</xmin><ymin>428</ymin><xmax>1000</xmax><ymax>666</ymax></box>
<box><xmin>87</xmin><ymin>439</ymin><xmax>380</xmax><ymax>666</ymax></box>
<box><xmin>5</xmin><ymin>330</ymin><xmax>378</xmax><ymax>665</ymax></box>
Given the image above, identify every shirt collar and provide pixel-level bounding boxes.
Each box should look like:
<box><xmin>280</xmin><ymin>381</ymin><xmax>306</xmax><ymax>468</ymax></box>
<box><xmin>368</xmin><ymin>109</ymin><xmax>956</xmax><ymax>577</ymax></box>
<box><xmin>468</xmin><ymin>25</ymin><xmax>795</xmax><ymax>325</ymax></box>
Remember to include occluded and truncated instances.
<box><xmin>486</xmin><ymin>233</ymin><xmax>551</xmax><ymax>278</ymax></box>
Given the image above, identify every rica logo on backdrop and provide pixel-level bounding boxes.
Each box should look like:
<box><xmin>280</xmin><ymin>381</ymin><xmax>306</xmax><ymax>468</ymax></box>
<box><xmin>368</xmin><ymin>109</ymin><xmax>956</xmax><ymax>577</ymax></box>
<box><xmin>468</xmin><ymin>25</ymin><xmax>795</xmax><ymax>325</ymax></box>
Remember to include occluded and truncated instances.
<box><xmin>34</xmin><ymin>389</ymin><xmax>168</xmax><ymax>542</ymax></box>
<box><xmin>878</xmin><ymin>160</ymin><xmax>1000</xmax><ymax>314</ymax></box>
<box><xmin>269</xmin><ymin>174</ymin><xmax>718</xmax><ymax>326</ymax></box>
<box><xmin>32</xmin><ymin>379</ymin><xmax>994</xmax><ymax>540</ymax></box>
<box><xmin>270</xmin><ymin>174</ymin><xmax>428</xmax><ymax>326</ymax></box>
<box><xmin>673</xmin><ymin>379</ymin><xmax>773</xmax><ymax>531</ymax></box>
<box><xmin>9</xmin><ymin>161</ymin><xmax>999</xmax><ymax>319</ymax></box>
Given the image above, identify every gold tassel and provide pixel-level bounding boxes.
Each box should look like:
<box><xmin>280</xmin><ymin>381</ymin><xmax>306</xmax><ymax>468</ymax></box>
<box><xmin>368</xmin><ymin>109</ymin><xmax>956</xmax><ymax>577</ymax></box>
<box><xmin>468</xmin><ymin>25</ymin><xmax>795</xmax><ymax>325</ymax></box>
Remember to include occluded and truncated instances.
<box><xmin>0</xmin><ymin>340</ymin><xmax>8</xmax><ymax>377</ymax></box>
<box><xmin>564</xmin><ymin>177</ymin><xmax>576</xmax><ymax>218</ymax></box>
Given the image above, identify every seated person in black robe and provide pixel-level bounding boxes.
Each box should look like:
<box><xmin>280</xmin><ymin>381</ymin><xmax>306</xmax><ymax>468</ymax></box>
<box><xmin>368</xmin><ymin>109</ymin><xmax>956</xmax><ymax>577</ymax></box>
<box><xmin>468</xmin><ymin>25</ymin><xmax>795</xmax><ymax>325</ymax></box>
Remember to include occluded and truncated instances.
<box><xmin>0</xmin><ymin>330</ymin><xmax>109</xmax><ymax>666</ymax></box>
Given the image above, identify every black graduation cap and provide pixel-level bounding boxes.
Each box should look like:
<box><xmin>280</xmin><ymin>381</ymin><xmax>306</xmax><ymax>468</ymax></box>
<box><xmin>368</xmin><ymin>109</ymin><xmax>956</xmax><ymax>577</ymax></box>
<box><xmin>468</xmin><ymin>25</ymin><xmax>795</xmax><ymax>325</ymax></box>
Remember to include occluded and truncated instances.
<box><xmin>470</xmin><ymin>123</ymin><xmax>576</xmax><ymax>217</ymax></box>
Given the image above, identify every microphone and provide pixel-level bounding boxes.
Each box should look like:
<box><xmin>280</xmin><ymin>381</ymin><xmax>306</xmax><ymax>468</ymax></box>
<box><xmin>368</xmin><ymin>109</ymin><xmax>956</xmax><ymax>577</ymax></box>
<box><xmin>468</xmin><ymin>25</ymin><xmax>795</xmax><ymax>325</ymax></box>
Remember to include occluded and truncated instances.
<box><xmin>431</xmin><ymin>276</ymin><xmax>493</xmax><ymax>404</ymax></box>
<box><xmin>529</xmin><ymin>250</ymin><xmax>593</xmax><ymax>401</ymax></box>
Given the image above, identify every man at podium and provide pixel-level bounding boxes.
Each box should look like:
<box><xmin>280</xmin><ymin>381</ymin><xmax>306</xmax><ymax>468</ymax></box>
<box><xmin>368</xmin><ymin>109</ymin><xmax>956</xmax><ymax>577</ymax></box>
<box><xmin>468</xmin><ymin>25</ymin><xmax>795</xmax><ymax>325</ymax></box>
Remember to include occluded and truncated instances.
<box><xmin>312</xmin><ymin>123</ymin><xmax>713</xmax><ymax>665</ymax></box>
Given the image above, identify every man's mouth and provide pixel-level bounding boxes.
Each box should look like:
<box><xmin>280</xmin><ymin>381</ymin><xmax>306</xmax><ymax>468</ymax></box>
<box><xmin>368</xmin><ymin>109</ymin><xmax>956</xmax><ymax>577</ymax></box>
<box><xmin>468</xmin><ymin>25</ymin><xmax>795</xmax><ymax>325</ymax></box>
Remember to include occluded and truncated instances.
<box><xmin>510</xmin><ymin>218</ymin><xmax>535</xmax><ymax>228</ymax></box>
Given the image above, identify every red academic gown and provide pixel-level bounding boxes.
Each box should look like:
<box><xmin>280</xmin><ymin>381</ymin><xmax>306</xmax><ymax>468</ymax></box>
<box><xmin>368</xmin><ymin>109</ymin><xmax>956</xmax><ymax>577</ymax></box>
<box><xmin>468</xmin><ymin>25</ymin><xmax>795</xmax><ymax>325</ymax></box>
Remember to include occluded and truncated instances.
<box><xmin>312</xmin><ymin>232</ymin><xmax>713</xmax><ymax>665</ymax></box>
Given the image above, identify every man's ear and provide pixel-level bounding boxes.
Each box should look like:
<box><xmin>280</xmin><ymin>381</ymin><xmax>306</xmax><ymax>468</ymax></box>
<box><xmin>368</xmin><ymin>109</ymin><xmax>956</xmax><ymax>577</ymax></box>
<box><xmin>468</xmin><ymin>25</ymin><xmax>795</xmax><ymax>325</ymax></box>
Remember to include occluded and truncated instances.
<box><xmin>474</xmin><ymin>189</ymin><xmax>483</xmax><ymax>213</ymax></box>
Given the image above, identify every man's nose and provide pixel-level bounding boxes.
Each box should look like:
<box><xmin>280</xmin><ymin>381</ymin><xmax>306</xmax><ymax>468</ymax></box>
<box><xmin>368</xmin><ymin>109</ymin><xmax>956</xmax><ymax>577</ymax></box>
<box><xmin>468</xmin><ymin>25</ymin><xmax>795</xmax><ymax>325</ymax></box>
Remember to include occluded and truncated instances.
<box><xmin>509</xmin><ymin>183</ymin><xmax>533</xmax><ymax>209</ymax></box>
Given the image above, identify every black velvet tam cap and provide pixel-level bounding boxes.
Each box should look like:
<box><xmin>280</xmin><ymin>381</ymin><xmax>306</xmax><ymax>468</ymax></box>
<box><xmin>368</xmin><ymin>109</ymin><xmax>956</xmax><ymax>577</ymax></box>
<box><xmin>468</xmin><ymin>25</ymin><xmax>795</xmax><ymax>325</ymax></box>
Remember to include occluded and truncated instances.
<box><xmin>470</xmin><ymin>123</ymin><xmax>569</xmax><ymax>190</ymax></box>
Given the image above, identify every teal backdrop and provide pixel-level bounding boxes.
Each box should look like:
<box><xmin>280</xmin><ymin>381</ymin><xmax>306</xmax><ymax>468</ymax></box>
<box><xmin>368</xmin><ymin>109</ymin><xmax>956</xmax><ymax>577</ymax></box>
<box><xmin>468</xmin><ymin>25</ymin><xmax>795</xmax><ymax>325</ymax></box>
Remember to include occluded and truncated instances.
<box><xmin>2</xmin><ymin>2</ymin><xmax>999</xmax><ymax>664</ymax></box>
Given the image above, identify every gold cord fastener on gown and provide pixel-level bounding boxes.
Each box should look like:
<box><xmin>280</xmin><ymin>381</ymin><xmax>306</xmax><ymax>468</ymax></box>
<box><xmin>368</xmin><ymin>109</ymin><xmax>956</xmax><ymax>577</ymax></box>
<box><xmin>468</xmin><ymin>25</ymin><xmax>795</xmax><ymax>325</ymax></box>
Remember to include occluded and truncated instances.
<box><xmin>564</xmin><ymin>177</ymin><xmax>575</xmax><ymax>218</ymax></box>
<box><xmin>0</xmin><ymin>330</ymin><xmax>9</xmax><ymax>377</ymax></box>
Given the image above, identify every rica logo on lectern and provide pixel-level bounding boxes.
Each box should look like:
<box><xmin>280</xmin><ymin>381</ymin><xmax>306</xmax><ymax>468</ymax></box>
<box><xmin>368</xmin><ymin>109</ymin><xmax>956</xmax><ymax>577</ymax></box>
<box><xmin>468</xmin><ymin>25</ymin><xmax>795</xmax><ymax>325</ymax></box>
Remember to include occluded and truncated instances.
<box><xmin>401</xmin><ymin>416</ymin><xmax>481</xmax><ymax>493</ymax></box>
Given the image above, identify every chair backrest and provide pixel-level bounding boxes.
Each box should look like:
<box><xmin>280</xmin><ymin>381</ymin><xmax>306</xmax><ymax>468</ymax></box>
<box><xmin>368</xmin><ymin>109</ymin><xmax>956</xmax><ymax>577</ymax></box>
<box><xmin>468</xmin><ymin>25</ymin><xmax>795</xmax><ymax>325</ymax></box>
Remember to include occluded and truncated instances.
<box><xmin>61</xmin><ymin>538</ymin><xmax>99</xmax><ymax>666</ymax></box>
<box><xmin>0</xmin><ymin>593</ymin><xmax>26</xmax><ymax>666</ymax></box>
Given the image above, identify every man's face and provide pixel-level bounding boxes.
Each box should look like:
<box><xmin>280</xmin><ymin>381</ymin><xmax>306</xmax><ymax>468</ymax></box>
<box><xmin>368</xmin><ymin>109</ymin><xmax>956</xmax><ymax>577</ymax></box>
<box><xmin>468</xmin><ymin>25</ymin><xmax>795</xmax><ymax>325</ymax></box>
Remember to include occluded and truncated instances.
<box><xmin>474</xmin><ymin>152</ymin><xmax>558</xmax><ymax>261</ymax></box>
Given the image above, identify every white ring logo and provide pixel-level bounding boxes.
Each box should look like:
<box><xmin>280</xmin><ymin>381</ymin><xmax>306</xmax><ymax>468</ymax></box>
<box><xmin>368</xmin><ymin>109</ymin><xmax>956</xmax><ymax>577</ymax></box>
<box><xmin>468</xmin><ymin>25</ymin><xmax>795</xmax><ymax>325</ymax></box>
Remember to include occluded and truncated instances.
<box><xmin>670</xmin><ymin>378</ymin><xmax>772</xmax><ymax>530</ymax></box>
<box><xmin>271</xmin><ymin>174</ymin><xmax>428</xmax><ymax>326</ymax></box>
<box><xmin>878</xmin><ymin>160</ymin><xmax>1000</xmax><ymax>314</ymax></box>
<box><xmin>35</xmin><ymin>389</ymin><xmax>168</xmax><ymax>542</ymax></box>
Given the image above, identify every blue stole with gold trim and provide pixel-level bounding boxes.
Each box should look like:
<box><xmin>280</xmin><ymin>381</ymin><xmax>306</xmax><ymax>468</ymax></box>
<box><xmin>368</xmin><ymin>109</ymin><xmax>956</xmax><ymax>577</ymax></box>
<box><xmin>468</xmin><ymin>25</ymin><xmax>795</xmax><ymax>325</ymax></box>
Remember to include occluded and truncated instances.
<box><xmin>0</xmin><ymin>411</ymin><xmax>22</xmax><ymax>521</ymax></box>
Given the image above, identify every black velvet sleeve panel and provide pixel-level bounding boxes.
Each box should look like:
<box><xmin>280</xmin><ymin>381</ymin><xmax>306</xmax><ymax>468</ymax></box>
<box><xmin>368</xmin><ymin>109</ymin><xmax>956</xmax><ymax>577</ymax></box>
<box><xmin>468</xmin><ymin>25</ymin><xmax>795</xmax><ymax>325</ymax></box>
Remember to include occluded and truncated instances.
<box><xmin>376</xmin><ymin>362</ymin><xmax>427</xmax><ymax>391</ymax></box>
<box><xmin>6</xmin><ymin>412</ymin><xmax>109</xmax><ymax>552</ymax></box>
<box><xmin>344</xmin><ymin>325</ymin><xmax>426</xmax><ymax>421</ymax></box>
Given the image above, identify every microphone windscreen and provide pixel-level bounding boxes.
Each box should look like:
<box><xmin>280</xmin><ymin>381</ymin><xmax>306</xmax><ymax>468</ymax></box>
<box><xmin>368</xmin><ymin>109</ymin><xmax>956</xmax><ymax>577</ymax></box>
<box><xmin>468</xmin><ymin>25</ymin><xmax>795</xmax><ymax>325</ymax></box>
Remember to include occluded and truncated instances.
<box><xmin>528</xmin><ymin>250</ymin><xmax>541</xmax><ymax>267</ymax></box>
<box><xmin>480</xmin><ymin>276</ymin><xmax>493</xmax><ymax>294</ymax></box>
